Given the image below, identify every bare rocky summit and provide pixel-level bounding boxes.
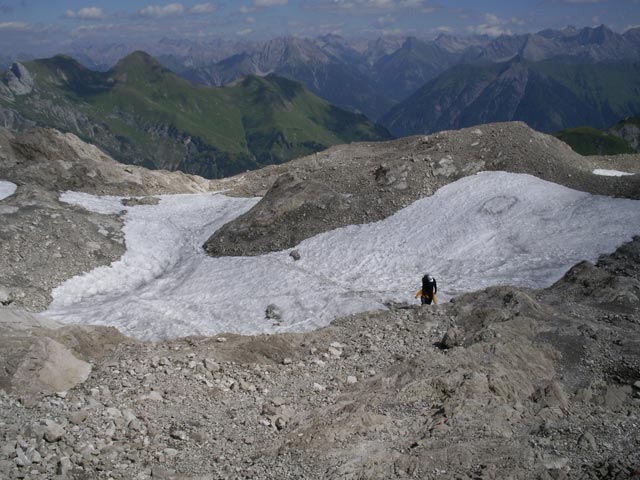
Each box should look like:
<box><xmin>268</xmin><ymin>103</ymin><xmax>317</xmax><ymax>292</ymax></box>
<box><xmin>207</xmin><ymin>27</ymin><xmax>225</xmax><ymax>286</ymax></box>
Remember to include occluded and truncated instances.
<box><xmin>204</xmin><ymin>122</ymin><xmax>640</xmax><ymax>257</ymax></box>
<box><xmin>0</xmin><ymin>123</ymin><xmax>639</xmax><ymax>479</ymax></box>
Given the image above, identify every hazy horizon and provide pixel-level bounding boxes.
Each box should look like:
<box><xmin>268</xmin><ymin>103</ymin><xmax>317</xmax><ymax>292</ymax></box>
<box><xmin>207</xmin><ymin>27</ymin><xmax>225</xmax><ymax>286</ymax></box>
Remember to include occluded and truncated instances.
<box><xmin>1</xmin><ymin>0</ymin><xmax>639</xmax><ymax>59</ymax></box>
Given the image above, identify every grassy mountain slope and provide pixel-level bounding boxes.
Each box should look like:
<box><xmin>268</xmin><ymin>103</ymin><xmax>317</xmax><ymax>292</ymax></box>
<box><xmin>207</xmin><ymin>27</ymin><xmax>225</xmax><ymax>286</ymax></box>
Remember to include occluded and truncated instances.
<box><xmin>180</xmin><ymin>40</ymin><xmax>394</xmax><ymax>121</ymax></box>
<box><xmin>380</xmin><ymin>57</ymin><xmax>640</xmax><ymax>137</ymax></box>
<box><xmin>0</xmin><ymin>52</ymin><xmax>391</xmax><ymax>178</ymax></box>
<box><xmin>553</xmin><ymin>117</ymin><xmax>639</xmax><ymax>155</ymax></box>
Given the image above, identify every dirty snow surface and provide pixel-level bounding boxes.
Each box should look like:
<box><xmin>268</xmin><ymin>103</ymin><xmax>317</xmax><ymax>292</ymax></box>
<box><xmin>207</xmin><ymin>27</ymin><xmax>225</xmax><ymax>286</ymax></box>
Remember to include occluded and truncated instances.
<box><xmin>593</xmin><ymin>168</ymin><xmax>635</xmax><ymax>177</ymax></box>
<box><xmin>46</xmin><ymin>172</ymin><xmax>640</xmax><ymax>340</ymax></box>
<box><xmin>0</xmin><ymin>180</ymin><xmax>17</xmax><ymax>200</ymax></box>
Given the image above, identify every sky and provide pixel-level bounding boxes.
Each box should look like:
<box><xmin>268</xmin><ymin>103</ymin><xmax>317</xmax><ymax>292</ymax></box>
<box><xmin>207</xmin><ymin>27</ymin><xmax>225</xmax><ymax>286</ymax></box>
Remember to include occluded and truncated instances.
<box><xmin>0</xmin><ymin>0</ymin><xmax>639</xmax><ymax>55</ymax></box>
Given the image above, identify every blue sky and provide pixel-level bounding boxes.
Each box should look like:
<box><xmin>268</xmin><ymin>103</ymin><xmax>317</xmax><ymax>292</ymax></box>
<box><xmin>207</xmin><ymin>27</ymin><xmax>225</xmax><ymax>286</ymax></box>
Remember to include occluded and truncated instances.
<box><xmin>1</xmin><ymin>0</ymin><xmax>639</xmax><ymax>52</ymax></box>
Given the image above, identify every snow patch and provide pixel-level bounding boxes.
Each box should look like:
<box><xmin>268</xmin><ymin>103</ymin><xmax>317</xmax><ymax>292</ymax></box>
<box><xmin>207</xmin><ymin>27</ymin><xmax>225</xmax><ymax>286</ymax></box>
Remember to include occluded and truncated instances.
<box><xmin>0</xmin><ymin>180</ymin><xmax>17</xmax><ymax>201</ymax></box>
<box><xmin>47</xmin><ymin>172</ymin><xmax>640</xmax><ymax>341</ymax></box>
<box><xmin>593</xmin><ymin>169</ymin><xmax>635</xmax><ymax>177</ymax></box>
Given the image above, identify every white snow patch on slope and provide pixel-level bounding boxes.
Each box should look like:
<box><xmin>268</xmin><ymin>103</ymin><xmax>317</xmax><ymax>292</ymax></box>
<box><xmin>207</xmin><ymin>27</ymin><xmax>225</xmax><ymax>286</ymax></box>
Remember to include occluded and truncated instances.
<box><xmin>46</xmin><ymin>172</ymin><xmax>640</xmax><ymax>340</ymax></box>
<box><xmin>0</xmin><ymin>180</ymin><xmax>17</xmax><ymax>200</ymax></box>
<box><xmin>593</xmin><ymin>169</ymin><xmax>635</xmax><ymax>177</ymax></box>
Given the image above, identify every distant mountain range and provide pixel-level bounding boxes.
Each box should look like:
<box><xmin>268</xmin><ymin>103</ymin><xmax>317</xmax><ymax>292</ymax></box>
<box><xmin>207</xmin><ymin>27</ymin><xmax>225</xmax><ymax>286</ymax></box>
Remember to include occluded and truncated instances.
<box><xmin>0</xmin><ymin>52</ymin><xmax>390</xmax><ymax>178</ymax></box>
<box><xmin>50</xmin><ymin>25</ymin><xmax>640</xmax><ymax>123</ymax></box>
<box><xmin>381</xmin><ymin>57</ymin><xmax>640</xmax><ymax>136</ymax></box>
<box><xmin>1</xmin><ymin>25</ymin><xmax>639</xmax><ymax>179</ymax></box>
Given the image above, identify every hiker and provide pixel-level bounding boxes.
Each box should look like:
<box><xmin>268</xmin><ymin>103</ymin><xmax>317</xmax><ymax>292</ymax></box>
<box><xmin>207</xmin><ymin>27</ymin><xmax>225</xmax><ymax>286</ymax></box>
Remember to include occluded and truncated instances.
<box><xmin>415</xmin><ymin>274</ymin><xmax>437</xmax><ymax>305</ymax></box>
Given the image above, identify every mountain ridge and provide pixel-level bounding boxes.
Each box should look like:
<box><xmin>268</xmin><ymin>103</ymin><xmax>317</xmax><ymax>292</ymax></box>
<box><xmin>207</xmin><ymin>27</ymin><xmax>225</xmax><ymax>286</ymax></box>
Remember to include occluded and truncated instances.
<box><xmin>114</xmin><ymin>25</ymin><xmax>640</xmax><ymax>121</ymax></box>
<box><xmin>380</xmin><ymin>58</ymin><xmax>640</xmax><ymax>136</ymax></box>
<box><xmin>0</xmin><ymin>52</ymin><xmax>391</xmax><ymax>178</ymax></box>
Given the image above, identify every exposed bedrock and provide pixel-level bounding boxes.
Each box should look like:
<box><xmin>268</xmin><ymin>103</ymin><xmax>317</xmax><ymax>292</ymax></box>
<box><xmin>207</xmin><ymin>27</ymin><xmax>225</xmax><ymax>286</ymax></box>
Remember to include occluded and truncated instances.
<box><xmin>204</xmin><ymin>121</ymin><xmax>640</xmax><ymax>257</ymax></box>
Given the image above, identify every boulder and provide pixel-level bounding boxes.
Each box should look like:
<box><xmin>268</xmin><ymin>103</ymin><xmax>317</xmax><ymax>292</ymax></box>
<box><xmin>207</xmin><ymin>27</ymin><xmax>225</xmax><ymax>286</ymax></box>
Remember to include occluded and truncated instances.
<box><xmin>441</xmin><ymin>327</ymin><xmax>463</xmax><ymax>349</ymax></box>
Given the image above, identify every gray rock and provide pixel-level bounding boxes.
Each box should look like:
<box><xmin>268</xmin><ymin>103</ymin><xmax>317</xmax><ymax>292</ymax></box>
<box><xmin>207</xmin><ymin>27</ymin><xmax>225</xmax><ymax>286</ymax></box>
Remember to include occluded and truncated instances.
<box><xmin>152</xmin><ymin>466</ymin><xmax>177</xmax><ymax>478</ymax></box>
<box><xmin>203</xmin><ymin>358</ymin><xmax>220</xmax><ymax>372</ymax></box>
<box><xmin>0</xmin><ymin>460</ymin><xmax>14</xmax><ymax>476</ymax></box>
<box><xmin>143</xmin><ymin>391</ymin><xmax>164</xmax><ymax>401</ymax></box>
<box><xmin>105</xmin><ymin>407</ymin><xmax>122</xmax><ymax>418</ymax></box>
<box><xmin>14</xmin><ymin>447</ymin><xmax>30</xmax><ymax>467</ymax></box>
<box><xmin>5</xmin><ymin>63</ymin><xmax>34</xmax><ymax>96</ymax></box>
<box><xmin>57</xmin><ymin>456</ymin><xmax>72</xmax><ymax>476</ymax></box>
<box><xmin>123</xmin><ymin>409</ymin><xmax>137</xmax><ymax>423</ymax></box>
<box><xmin>163</xmin><ymin>448</ymin><xmax>179</xmax><ymax>459</ymax></box>
<box><xmin>0</xmin><ymin>285</ymin><xmax>12</xmax><ymax>305</ymax></box>
<box><xmin>170</xmin><ymin>430</ymin><xmax>187</xmax><ymax>441</ymax></box>
<box><xmin>191</xmin><ymin>431</ymin><xmax>209</xmax><ymax>443</ymax></box>
<box><xmin>603</xmin><ymin>385</ymin><xmax>629</xmax><ymax>409</ymax></box>
<box><xmin>577</xmin><ymin>431</ymin><xmax>597</xmax><ymax>450</ymax></box>
<box><xmin>328</xmin><ymin>346</ymin><xmax>342</xmax><ymax>357</ymax></box>
<box><xmin>266</xmin><ymin>304</ymin><xmax>282</xmax><ymax>321</ymax></box>
<box><xmin>121</xmin><ymin>196</ymin><xmax>160</xmax><ymax>206</ymax></box>
<box><xmin>534</xmin><ymin>381</ymin><xmax>569</xmax><ymax>412</ymax></box>
<box><xmin>25</xmin><ymin>447</ymin><xmax>41</xmax><ymax>464</ymax></box>
<box><xmin>541</xmin><ymin>455</ymin><xmax>569</xmax><ymax>470</ymax></box>
<box><xmin>574</xmin><ymin>387</ymin><xmax>593</xmax><ymax>403</ymax></box>
<box><xmin>43</xmin><ymin>420</ymin><xmax>65</xmax><ymax>443</ymax></box>
<box><xmin>442</xmin><ymin>327</ymin><xmax>463</xmax><ymax>348</ymax></box>
<box><xmin>0</xmin><ymin>443</ymin><xmax>14</xmax><ymax>457</ymax></box>
<box><xmin>0</xmin><ymin>310</ymin><xmax>93</xmax><ymax>394</ymax></box>
<box><xmin>290</xmin><ymin>250</ymin><xmax>301</xmax><ymax>261</ymax></box>
<box><xmin>129</xmin><ymin>418</ymin><xmax>143</xmax><ymax>432</ymax></box>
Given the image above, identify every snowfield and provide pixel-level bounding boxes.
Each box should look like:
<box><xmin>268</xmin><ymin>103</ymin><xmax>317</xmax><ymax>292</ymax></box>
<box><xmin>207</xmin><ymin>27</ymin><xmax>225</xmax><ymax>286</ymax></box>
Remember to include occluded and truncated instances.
<box><xmin>46</xmin><ymin>172</ymin><xmax>640</xmax><ymax>340</ymax></box>
<box><xmin>0</xmin><ymin>180</ymin><xmax>17</xmax><ymax>201</ymax></box>
<box><xmin>593</xmin><ymin>169</ymin><xmax>635</xmax><ymax>177</ymax></box>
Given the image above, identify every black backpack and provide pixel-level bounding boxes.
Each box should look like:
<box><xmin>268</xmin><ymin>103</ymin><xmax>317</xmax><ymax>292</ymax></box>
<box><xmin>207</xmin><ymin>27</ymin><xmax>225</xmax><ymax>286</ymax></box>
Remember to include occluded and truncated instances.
<box><xmin>422</xmin><ymin>275</ymin><xmax>430</xmax><ymax>293</ymax></box>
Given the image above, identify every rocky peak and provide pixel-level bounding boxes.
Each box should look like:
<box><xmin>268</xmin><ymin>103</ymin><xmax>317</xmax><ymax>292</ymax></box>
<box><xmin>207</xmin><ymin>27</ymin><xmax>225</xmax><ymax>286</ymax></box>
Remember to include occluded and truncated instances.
<box><xmin>537</xmin><ymin>26</ymin><xmax>578</xmax><ymax>40</ymax></box>
<box><xmin>624</xmin><ymin>26</ymin><xmax>640</xmax><ymax>40</ymax></box>
<box><xmin>400</xmin><ymin>36</ymin><xmax>425</xmax><ymax>51</ymax></box>
<box><xmin>3</xmin><ymin>62</ymin><xmax>33</xmax><ymax>96</ymax></box>
<box><xmin>111</xmin><ymin>50</ymin><xmax>169</xmax><ymax>79</ymax></box>
<box><xmin>577</xmin><ymin>24</ymin><xmax>615</xmax><ymax>45</ymax></box>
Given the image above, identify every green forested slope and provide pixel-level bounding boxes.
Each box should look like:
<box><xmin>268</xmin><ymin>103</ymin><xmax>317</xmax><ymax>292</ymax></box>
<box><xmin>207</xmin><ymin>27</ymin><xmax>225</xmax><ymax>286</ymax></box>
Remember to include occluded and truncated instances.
<box><xmin>1</xmin><ymin>52</ymin><xmax>391</xmax><ymax>178</ymax></box>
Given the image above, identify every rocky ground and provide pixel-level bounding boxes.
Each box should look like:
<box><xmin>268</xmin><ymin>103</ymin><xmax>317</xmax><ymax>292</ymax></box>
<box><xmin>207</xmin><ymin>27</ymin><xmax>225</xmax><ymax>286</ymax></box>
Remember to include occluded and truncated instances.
<box><xmin>0</xmin><ymin>127</ymin><xmax>215</xmax><ymax>310</ymax></box>
<box><xmin>1</xmin><ymin>237</ymin><xmax>639</xmax><ymax>480</ymax></box>
<box><xmin>1</xmin><ymin>123</ymin><xmax>639</xmax><ymax>479</ymax></box>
